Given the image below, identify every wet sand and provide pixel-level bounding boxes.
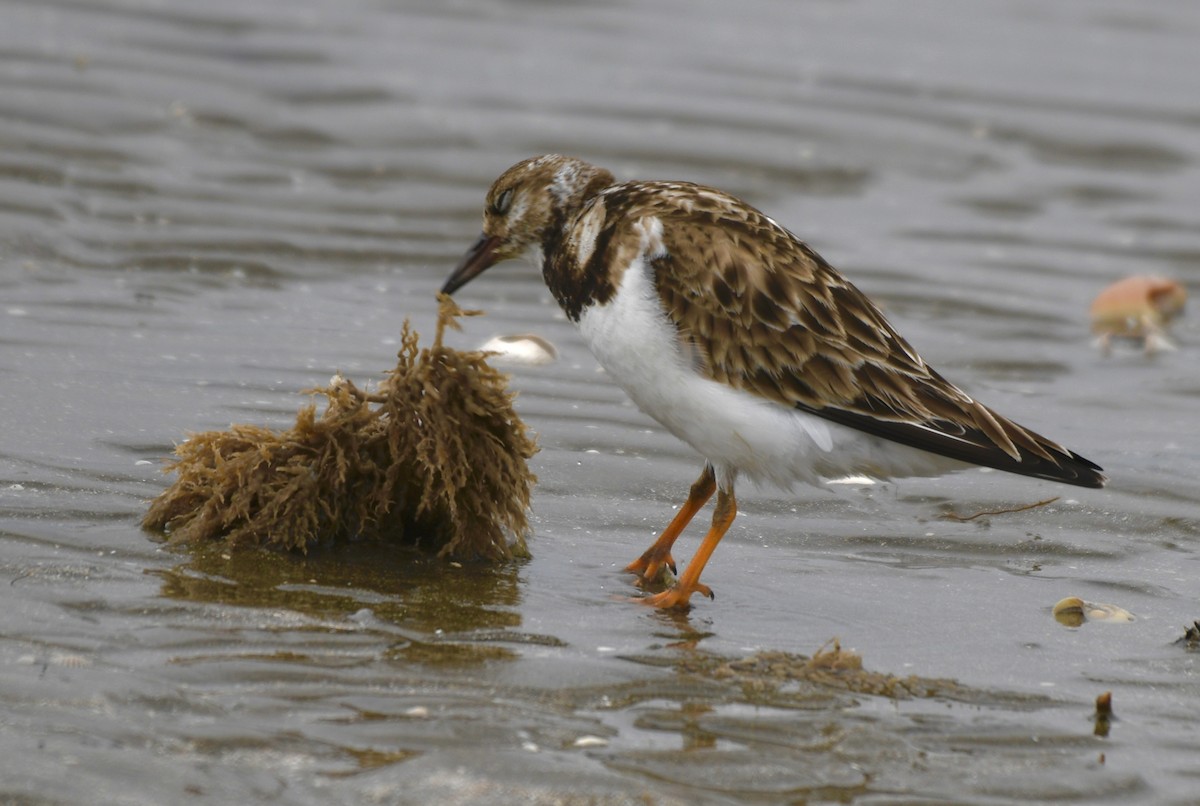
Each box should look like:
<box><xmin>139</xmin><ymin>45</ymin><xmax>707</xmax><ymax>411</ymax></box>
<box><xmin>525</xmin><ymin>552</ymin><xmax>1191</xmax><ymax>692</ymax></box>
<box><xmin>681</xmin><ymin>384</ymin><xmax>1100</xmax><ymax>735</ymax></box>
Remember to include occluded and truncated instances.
<box><xmin>1</xmin><ymin>0</ymin><xmax>1198</xmax><ymax>802</ymax></box>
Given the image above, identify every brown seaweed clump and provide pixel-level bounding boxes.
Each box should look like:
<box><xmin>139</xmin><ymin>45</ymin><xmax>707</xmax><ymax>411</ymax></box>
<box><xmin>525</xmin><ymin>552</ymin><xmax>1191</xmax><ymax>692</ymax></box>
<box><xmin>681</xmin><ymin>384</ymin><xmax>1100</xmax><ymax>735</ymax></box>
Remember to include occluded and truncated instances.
<box><xmin>673</xmin><ymin>640</ymin><xmax>962</xmax><ymax>701</ymax></box>
<box><xmin>142</xmin><ymin>295</ymin><xmax>536</xmax><ymax>562</ymax></box>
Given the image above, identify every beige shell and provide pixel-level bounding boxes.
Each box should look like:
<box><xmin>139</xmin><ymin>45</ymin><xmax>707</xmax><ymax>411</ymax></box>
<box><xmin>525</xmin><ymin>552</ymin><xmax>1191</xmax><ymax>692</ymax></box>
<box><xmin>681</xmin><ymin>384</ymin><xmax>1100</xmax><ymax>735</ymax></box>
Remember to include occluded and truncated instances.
<box><xmin>1053</xmin><ymin>596</ymin><xmax>1135</xmax><ymax>627</ymax></box>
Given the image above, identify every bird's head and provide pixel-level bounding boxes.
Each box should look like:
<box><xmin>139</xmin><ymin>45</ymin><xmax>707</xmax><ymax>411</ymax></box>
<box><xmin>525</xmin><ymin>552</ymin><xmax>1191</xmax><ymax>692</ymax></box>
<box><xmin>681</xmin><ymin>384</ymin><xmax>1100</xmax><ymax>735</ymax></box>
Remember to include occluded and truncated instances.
<box><xmin>441</xmin><ymin>155</ymin><xmax>614</xmax><ymax>295</ymax></box>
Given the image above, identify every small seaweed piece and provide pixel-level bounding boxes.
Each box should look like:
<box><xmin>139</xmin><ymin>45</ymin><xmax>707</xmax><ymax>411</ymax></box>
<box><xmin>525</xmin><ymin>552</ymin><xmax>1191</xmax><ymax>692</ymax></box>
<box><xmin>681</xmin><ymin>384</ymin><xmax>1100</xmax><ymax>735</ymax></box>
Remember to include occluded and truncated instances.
<box><xmin>142</xmin><ymin>294</ymin><xmax>536</xmax><ymax>562</ymax></box>
<box><xmin>940</xmin><ymin>496</ymin><xmax>1060</xmax><ymax>522</ymax></box>
<box><xmin>1175</xmin><ymin>620</ymin><xmax>1200</xmax><ymax>650</ymax></box>
<box><xmin>674</xmin><ymin>640</ymin><xmax>962</xmax><ymax>700</ymax></box>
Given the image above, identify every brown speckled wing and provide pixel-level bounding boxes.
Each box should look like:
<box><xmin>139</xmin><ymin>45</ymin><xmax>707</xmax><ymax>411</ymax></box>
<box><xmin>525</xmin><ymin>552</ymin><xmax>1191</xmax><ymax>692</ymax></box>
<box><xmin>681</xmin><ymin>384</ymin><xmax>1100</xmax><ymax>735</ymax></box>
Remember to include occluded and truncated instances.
<box><xmin>620</xmin><ymin>182</ymin><xmax>1105</xmax><ymax>488</ymax></box>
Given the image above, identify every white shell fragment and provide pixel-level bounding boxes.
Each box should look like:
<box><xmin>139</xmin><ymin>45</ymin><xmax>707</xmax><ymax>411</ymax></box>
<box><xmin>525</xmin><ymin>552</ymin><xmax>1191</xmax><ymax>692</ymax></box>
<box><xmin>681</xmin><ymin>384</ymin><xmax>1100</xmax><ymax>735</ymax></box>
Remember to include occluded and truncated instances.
<box><xmin>480</xmin><ymin>334</ymin><xmax>558</xmax><ymax>365</ymax></box>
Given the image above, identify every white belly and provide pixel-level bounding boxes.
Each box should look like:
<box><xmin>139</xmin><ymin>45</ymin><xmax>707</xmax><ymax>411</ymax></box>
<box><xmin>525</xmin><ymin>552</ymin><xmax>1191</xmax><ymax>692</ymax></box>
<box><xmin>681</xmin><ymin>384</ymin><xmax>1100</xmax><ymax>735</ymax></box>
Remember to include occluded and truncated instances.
<box><xmin>576</xmin><ymin>256</ymin><xmax>962</xmax><ymax>489</ymax></box>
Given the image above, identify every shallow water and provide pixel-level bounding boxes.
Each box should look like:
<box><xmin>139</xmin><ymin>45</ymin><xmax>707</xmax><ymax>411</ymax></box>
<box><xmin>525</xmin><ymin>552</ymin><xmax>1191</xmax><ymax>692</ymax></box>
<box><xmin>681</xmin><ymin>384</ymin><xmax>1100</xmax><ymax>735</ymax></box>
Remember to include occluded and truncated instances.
<box><xmin>2</xmin><ymin>0</ymin><xmax>1199</xmax><ymax>802</ymax></box>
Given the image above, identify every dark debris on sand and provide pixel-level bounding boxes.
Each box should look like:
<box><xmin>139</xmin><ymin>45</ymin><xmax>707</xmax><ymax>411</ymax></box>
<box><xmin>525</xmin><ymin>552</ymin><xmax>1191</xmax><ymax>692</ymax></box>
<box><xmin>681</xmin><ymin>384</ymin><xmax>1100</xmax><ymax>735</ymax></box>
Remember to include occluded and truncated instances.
<box><xmin>674</xmin><ymin>641</ymin><xmax>963</xmax><ymax>701</ymax></box>
<box><xmin>1175</xmin><ymin>621</ymin><xmax>1200</xmax><ymax>650</ymax></box>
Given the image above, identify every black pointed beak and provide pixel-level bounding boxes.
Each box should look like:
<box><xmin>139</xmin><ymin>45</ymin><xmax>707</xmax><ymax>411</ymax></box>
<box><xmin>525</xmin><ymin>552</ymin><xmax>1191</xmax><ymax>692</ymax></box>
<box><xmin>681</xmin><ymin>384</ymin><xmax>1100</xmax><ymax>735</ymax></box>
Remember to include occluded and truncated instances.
<box><xmin>441</xmin><ymin>233</ymin><xmax>503</xmax><ymax>295</ymax></box>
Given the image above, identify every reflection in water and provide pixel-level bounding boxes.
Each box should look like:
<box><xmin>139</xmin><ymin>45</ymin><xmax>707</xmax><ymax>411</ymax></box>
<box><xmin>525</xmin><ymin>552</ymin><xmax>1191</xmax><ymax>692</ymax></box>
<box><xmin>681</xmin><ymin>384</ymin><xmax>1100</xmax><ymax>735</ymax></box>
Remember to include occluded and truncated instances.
<box><xmin>152</xmin><ymin>540</ymin><xmax>531</xmax><ymax>665</ymax></box>
<box><xmin>677</xmin><ymin>701</ymin><xmax>717</xmax><ymax>751</ymax></box>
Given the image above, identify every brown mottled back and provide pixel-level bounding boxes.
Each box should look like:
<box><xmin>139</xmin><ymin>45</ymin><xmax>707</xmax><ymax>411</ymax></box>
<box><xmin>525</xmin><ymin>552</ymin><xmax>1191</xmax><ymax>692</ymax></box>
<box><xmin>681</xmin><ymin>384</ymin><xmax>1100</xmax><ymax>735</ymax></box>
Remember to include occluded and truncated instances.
<box><xmin>588</xmin><ymin>181</ymin><xmax>1104</xmax><ymax>487</ymax></box>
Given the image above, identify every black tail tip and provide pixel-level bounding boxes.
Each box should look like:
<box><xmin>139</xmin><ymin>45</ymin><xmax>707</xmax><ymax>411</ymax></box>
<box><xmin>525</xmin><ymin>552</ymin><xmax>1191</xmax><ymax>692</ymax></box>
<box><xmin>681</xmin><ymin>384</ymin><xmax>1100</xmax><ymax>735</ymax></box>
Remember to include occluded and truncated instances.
<box><xmin>1066</xmin><ymin>453</ymin><xmax>1106</xmax><ymax>489</ymax></box>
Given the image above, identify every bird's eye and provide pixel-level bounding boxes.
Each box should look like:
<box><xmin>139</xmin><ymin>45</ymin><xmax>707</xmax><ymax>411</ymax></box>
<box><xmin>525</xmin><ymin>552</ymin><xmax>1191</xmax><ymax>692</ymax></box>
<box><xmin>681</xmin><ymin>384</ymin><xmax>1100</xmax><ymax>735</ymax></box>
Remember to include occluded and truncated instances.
<box><xmin>490</xmin><ymin>188</ymin><xmax>514</xmax><ymax>216</ymax></box>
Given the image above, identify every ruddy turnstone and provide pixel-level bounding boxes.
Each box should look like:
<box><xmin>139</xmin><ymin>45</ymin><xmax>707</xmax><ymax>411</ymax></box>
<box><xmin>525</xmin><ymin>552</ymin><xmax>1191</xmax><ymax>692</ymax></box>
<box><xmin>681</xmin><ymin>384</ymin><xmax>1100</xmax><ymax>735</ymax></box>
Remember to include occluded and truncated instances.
<box><xmin>441</xmin><ymin>155</ymin><xmax>1106</xmax><ymax>610</ymax></box>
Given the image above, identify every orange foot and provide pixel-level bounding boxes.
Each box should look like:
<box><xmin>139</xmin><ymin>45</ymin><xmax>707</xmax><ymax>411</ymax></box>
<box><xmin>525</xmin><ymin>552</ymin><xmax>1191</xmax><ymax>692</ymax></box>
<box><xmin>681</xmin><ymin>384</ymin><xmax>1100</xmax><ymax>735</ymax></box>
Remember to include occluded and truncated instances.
<box><xmin>637</xmin><ymin>581</ymin><xmax>714</xmax><ymax>610</ymax></box>
<box><xmin>624</xmin><ymin>550</ymin><xmax>677</xmax><ymax>586</ymax></box>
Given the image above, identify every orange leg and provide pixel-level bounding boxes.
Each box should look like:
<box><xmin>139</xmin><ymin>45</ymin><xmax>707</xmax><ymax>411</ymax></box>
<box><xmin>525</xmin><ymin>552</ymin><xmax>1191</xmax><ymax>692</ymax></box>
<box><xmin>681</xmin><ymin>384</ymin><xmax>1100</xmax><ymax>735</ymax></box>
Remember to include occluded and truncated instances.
<box><xmin>640</xmin><ymin>486</ymin><xmax>737</xmax><ymax>610</ymax></box>
<box><xmin>624</xmin><ymin>465</ymin><xmax>716</xmax><ymax>585</ymax></box>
